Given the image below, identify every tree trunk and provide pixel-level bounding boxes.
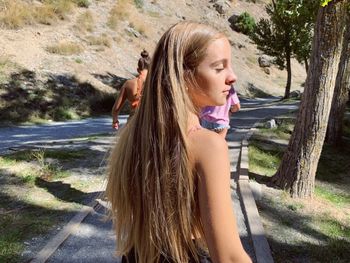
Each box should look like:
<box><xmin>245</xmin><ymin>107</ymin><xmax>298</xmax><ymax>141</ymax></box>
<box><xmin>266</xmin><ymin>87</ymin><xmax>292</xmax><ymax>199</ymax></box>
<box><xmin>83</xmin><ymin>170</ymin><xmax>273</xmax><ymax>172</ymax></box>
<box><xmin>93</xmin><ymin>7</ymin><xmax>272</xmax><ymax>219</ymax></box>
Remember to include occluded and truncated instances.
<box><xmin>326</xmin><ymin>21</ymin><xmax>350</xmax><ymax>146</ymax></box>
<box><xmin>271</xmin><ymin>0</ymin><xmax>347</xmax><ymax>198</ymax></box>
<box><xmin>284</xmin><ymin>35</ymin><xmax>292</xmax><ymax>99</ymax></box>
<box><xmin>304</xmin><ymin>57</ymin><xmax>309</xmax><ymax>74</ymax></box>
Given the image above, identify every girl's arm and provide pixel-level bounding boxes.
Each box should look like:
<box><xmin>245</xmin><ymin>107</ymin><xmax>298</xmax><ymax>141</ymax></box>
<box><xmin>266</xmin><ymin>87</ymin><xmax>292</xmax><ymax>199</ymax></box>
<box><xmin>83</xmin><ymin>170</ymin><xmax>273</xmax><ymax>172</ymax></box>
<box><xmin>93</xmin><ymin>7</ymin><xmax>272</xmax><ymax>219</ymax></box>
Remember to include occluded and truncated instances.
<box><xmin>193</xmin><ymin>130</ymin><xmax>251</xmax><ymax>263</ymax></box>
<box><xmin>111</xmin><ymin>84</ymin><xmax>127</xmax><ymax>128</ymax></box>
<box><xmin>230</xmin><ymin>103</ymin><xmax>240</xmax><ymax>113</ymax></box>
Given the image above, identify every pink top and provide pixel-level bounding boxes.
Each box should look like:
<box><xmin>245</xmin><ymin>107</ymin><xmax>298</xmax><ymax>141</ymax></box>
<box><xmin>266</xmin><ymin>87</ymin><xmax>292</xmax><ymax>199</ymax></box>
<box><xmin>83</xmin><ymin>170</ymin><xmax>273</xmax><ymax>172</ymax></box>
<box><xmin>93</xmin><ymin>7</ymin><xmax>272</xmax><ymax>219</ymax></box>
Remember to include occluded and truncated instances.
<box><xmin>200</xmin><ymin>88</ymin><xmax>240</xmax><ymax>126</ymax></box>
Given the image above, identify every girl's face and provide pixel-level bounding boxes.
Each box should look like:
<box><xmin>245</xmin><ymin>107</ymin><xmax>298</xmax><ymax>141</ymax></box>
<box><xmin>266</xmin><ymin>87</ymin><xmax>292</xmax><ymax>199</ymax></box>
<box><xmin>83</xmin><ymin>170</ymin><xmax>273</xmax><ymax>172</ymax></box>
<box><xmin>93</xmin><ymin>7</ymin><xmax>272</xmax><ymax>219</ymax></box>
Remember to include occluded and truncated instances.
<box><xmin>190</xmin><ymin>37</ymin><xmax>237</xmax><ymax>108</ymax></box>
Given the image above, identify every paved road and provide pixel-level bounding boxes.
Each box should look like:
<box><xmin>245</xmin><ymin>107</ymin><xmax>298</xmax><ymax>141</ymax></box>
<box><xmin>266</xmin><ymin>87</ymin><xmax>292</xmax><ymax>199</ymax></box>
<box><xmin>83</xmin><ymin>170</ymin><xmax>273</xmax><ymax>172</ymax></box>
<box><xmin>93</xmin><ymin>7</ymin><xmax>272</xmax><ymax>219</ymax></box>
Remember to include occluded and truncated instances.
<box><xmin>6</xmin><ymin>97</ymin><xmax>297</xmax><ymax>263</ymax></box>
<box><xmin>0</xmin><ymin>116</ymin><xmax>128</xmax><ymax>155</ymax></box>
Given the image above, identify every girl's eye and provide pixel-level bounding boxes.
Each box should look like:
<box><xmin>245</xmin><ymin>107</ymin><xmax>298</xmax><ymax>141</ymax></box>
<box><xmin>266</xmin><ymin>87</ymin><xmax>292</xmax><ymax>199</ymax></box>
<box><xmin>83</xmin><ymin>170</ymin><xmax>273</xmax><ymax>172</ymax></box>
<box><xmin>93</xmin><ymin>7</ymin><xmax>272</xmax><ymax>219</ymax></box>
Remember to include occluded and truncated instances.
<box><xmin>215</xmin><ymin>68</ymin><xmax>224</xmax><ymax>72</ymax></box>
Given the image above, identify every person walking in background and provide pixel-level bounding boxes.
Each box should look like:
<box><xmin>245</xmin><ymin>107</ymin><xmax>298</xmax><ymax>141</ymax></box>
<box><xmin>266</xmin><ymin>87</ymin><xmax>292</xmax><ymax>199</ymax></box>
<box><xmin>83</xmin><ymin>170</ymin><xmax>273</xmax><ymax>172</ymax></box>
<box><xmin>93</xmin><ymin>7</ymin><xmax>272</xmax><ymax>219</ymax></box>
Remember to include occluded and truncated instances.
<box><xmin>200</xmin><ymin>86</ymin><xmax>240</xmax><ymax>138</ymax></box>
<box><xmin>106</xmin><ymin>22</ymin><xmax>251</xmax><ymax>263</ymax></box>
<box><xmin>111</xmin><ymin>50</ymin><xmax>151</xmax><ymax>129</ymax></box>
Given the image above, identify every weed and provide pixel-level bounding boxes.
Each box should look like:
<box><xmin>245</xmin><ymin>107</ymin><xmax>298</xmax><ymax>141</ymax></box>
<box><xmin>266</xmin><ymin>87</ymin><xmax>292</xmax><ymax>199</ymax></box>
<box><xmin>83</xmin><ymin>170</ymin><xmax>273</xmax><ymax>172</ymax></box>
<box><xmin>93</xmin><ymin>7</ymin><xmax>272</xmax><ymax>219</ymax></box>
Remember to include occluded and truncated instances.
<box><xmin>75</xmin><ymin>58</ymin><xmax>83</xmax><ymax>64</ymax></box>
<box><xmin>46</xmin><ymin>42</ymin><xmax>83</xmax><ymax>55</ymax></box>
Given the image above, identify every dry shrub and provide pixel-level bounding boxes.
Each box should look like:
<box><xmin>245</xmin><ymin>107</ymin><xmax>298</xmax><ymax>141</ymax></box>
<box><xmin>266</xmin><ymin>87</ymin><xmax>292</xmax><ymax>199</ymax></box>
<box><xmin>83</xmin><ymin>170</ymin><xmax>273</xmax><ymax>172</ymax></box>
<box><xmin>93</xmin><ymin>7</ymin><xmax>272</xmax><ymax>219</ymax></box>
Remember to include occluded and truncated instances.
<box><xmin>0</xmin><ymin>0</ymin><xmax>77</xmax><ymax>29</ymax></box>
<box><xmin>43</xmin><ymin>0</ymin><xmax>75</xmax><ymax>20</ymax></box>
<box><xmin>107</xmin><ymin>0</ymin><xmax>130</xmax><ymax>29</ymax></box>
<box><xmin>33</xmin><ymin>5</ymin><xmax>57</xmax><ymax>25</ymax></box>
<box><xmin>46</xmin><ymin>42</ymin><xmax>83</xmax><ymax>55</ymax></box>
<box><xmin>86</xmin><ymin>34</ymin><xmax>111</xmax><ymax>47</ymax></box>
<box><xmin>75</xmin><ymin>10</ymin><xmax>94</xmax><ymax>32</ymax></box>
<box><xmin>0</xmin><ymin>0</ymin><xmax>34</xmax><ymax>29</ymax></box>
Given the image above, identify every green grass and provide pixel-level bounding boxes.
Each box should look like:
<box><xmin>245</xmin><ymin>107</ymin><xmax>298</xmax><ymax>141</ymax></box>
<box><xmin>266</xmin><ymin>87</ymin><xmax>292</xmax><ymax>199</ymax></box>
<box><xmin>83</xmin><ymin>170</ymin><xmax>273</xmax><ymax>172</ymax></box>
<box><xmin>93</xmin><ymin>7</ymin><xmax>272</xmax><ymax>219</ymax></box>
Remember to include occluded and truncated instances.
<box><xmin>2</xmin><ymin>149</ymin><xmax>86</xmax><ymax>162</ymax></box>
<box><xmin>0</xmin><ymin>147</ymin><xmax>93</xmax><ymax>262</ymax></box>
<box><xmin>315</xmin><ymin>185</ymin><xmax>350</xmax><ymax>207</ymax></box>
<box><xmin>248</xmin><ymin>142</ymin><xmax>282</xmax><ymax>176</ymax></box>
<box><xmin>319</xmin><ymin>216</ymin><xmax>350</xmax><ymax>240</ymax></box>
<box><xmin>251</xmin><ymin>117</ymin><xmax>350</xmax><ymax>262</ymax></box>
<box><xmin>316</xmin><ymin>142</ymin><xmax>350</xmax><ymax>182</ymax></box>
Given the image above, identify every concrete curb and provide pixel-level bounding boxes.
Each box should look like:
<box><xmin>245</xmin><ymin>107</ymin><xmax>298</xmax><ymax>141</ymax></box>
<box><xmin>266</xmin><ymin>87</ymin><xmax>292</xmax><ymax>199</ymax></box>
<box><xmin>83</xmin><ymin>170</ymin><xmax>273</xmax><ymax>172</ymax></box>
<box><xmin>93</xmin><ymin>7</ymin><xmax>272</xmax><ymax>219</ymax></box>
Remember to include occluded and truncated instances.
<box><xmin>30</xmin><ymin>200</ymin><xmax>99</xmax><ymax>263</ymax></box>
<box><xmin>237</xmin><ymin>124</ymin><xmax>274</xmax><ymax>263</ymax></box>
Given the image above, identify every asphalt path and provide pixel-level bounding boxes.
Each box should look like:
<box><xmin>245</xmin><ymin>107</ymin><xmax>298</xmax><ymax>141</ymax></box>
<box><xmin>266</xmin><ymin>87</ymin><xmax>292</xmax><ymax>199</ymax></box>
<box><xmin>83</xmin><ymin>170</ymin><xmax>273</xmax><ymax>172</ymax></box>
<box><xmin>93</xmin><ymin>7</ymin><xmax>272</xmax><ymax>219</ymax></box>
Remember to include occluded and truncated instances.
<box><xmin>2</xmin><ymin>97</ymin><xmax>298</xmax><ymax>262</ymax></box>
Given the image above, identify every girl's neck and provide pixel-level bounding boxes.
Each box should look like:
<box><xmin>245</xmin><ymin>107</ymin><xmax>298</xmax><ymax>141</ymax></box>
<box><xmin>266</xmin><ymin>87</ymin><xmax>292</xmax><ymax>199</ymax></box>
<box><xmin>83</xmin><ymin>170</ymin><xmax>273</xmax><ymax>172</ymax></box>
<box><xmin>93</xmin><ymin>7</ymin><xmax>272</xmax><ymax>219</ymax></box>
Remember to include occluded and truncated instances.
<box><xmin>188</xmin><ymin>112</ymin><xmax>200</xmax><ymax>128</ymax></box>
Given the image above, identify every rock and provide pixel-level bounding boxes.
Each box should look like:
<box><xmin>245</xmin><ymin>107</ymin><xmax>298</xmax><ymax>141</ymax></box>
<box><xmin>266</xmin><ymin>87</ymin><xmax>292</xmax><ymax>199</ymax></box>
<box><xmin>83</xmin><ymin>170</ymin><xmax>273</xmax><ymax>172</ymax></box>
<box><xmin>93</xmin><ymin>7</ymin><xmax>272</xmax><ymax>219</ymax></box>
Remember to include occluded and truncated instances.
<box><xmin>290</xmin><ymin>90</ymin><xmax>301</xmax><ymax>98</ymax></box>
<box><xmin>263</xmin><ymin>67</ymin><xmax>270</xmax><ymax>75</ymax></box>
<box><xmin>258</xmin><ymin>55</ymin><xmax>271</xmax><ymax>67</ymax></box>
<box><xmin>228</xmin><ymin>14</ymin><xmax>239</xmax><ymax>28</ymax></box>
<box><xmin>265</xmin><ymin>119</ymin><xmax>277</xmax><ymax>129</ymax></box>
<box><xmin>213</xmin><ymin>0</ymin><xmax>227</xmax><ymax>15</ymax></box>
<box><xmin>126</xmin><ymin>27</ymin><xmax>141</xmax><ymax>38</ymax></box>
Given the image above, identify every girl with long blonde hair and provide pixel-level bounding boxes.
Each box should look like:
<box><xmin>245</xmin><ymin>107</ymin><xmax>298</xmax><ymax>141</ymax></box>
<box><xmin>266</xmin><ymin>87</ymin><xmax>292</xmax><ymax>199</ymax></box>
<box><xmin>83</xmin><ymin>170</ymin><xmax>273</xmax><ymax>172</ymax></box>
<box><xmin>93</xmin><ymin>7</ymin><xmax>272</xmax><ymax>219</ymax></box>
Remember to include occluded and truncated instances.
<box><xmin>106</xmin><ymin>21</ymin><xmax>252</xmax><ymax>263</ymax></box>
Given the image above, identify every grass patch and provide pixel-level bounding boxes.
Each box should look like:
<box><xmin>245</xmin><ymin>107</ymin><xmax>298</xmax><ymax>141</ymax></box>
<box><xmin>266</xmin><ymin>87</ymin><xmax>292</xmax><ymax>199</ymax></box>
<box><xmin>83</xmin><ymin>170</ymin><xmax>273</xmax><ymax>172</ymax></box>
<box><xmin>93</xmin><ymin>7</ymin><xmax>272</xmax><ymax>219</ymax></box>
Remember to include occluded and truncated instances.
<box><xmin>0</xmin><ymin>0</ymin><xmax>79</xmax><ymax>29</ymax></box>
<box><xmin>251</xmin><ymin>117</ymin><xmax>350</xmax><ymax>262</ymax></box>
<box><xmin>316</xmin><ymin>142</ymin><xmax>350</xmax><ymax>182</ymax></box>
<box><xmin>315</xmin><ymin>185</ymin><xmax>350</xmax><ymax>207</ymax></box>
<box><xmin>318</xmin><ymin>216</ymin><xmax>350</xmax><ymax>240</ymax></box>
<box><xmin>46</xmin><ymin>42</ymin><xmax>83</xmax><ymax>55</ymax></box>
<box><xmin>0</xmin><ymin>145</ymin><xmax>104</xmax><ymax>261</ymax></box>
<box><xmin>3</xmin><ymin>149</ymin><xmax>87</xmax><ymax>162</ymax></box>
<box><xmin>86</xmin><ymin>34</ymin><xmax>111</xmax><ymax>47</ymax></box>
<box><xmin>248</xmin><ymin>142</ymin><xmax>282</xmax><ymax>176</ymax></box>
<box><xmin>52</xmin><ymin>106</ymin><xmax>80</xmax><ymax>120</ymax></box>
<box><xmin>255</xmin><ymin>122</ymin><xmax>293</xmax><ymax>140</ymax></box>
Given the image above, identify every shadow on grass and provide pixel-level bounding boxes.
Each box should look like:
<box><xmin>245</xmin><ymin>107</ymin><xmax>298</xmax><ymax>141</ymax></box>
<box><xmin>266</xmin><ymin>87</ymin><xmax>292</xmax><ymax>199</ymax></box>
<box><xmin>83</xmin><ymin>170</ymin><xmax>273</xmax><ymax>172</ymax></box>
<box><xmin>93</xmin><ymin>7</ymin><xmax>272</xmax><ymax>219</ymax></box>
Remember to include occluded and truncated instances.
<box><xmin>0</xmin><ymin>169</ymin><xmax>78</xmax><ymax>263</ymax></box>
<box><xmin>258</xmin><ymin>196</ymin><xmax>350</xmax><ymax>262</ymax></box>
<box><xmin>35</xmin><ymin>177</ymin><xmax>101</xmax><ymax>205</ymax></box>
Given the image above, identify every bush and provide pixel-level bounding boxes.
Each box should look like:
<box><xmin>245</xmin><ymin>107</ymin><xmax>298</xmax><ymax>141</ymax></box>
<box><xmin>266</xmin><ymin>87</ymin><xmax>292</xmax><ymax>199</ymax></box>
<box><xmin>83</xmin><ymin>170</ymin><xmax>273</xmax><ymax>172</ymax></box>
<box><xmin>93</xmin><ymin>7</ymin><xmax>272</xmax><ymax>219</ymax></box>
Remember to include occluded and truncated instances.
<box><xmin>73</xmin><ymin>0</ymin><xmax>90</xmax><ymax>8</ymax></box>
<box><xmin>233</xmin><ymin>12</ymin><xmax>256</xmax><ymax>35</ymax></box>
<box><xmin>134</xmin><ymin>0</ymin><xmax>144</xmax><ymax>9</ymax></box>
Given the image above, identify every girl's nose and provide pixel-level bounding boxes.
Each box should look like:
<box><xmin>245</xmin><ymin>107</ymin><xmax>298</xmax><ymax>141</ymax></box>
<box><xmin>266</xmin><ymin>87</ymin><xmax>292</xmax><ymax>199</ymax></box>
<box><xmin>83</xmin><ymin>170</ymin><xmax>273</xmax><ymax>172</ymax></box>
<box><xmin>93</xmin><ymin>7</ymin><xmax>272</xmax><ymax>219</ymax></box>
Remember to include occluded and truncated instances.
<box><xmin>226</xmin><ymin>68</ymin><xmax>237</xmax><ymax>85</ymax></box>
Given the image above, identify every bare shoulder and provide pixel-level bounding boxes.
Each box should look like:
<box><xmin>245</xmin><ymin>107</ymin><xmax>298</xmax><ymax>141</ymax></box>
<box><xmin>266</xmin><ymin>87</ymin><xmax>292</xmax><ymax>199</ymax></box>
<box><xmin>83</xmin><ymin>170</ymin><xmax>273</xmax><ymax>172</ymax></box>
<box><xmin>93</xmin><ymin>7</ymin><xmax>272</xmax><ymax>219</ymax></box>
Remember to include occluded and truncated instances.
<box><xmin>122</xmin><ymin>78</ymin><xmax>137</xmax><ymax>89</ymax></box>
<box><xmin>188</xmin><ymin>129</ymin><xmax>228</xmax><ymax>165</ymax></box>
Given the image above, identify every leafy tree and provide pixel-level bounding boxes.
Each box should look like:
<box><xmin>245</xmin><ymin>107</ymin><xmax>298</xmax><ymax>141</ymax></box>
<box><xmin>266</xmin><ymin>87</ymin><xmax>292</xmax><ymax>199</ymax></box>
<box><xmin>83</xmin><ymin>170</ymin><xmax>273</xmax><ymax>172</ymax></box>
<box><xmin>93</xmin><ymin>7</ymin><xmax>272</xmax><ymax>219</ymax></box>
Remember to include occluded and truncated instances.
<box><xmin>250</xmin><ymin>0</ymin><xmax>318</xmax><ymax>99</ymax></box>
<box><xmin>326</xmin><ymin>14</ymin><xmax>350</xmax><ymax>145</ymax></box>
<box><xmin>271</xmin><ymin>0</ymin><xmax>347</xmax><ymax>198</ymax></box>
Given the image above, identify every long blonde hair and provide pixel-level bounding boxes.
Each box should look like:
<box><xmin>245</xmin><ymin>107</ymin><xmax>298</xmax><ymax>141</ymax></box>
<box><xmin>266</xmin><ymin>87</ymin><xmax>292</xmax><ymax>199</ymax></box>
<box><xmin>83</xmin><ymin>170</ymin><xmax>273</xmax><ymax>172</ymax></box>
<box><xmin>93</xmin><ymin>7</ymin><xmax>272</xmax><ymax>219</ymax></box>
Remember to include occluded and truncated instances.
<box><xmin>106</xmin><ymin>21</ymin><xmax>225</xmax><ymax>262</ymax></box>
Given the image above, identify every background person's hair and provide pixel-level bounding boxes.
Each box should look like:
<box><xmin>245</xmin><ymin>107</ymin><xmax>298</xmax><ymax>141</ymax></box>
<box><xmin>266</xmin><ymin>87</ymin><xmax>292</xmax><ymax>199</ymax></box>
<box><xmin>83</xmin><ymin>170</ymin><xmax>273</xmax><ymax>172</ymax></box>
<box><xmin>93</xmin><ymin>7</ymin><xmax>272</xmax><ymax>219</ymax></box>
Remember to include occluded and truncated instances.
<box><xmin>107</xmin><ymin>21</ymin><xmax>225</xmax><ymax>262</ymax></box>
<box><xmin>137</xmin><ymin>49</ymin><xmax>151</xmax><ymax>72</ymax></box>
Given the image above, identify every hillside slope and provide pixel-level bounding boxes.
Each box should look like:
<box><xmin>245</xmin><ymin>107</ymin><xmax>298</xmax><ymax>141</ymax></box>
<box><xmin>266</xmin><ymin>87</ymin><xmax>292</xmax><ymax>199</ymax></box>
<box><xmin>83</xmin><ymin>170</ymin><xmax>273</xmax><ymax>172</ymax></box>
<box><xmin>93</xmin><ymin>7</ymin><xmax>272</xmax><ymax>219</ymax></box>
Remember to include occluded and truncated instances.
<box><xmin>0</xmin><ymin>0</ymin><xmax>306</xmax><ymax>119</ymax></box>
